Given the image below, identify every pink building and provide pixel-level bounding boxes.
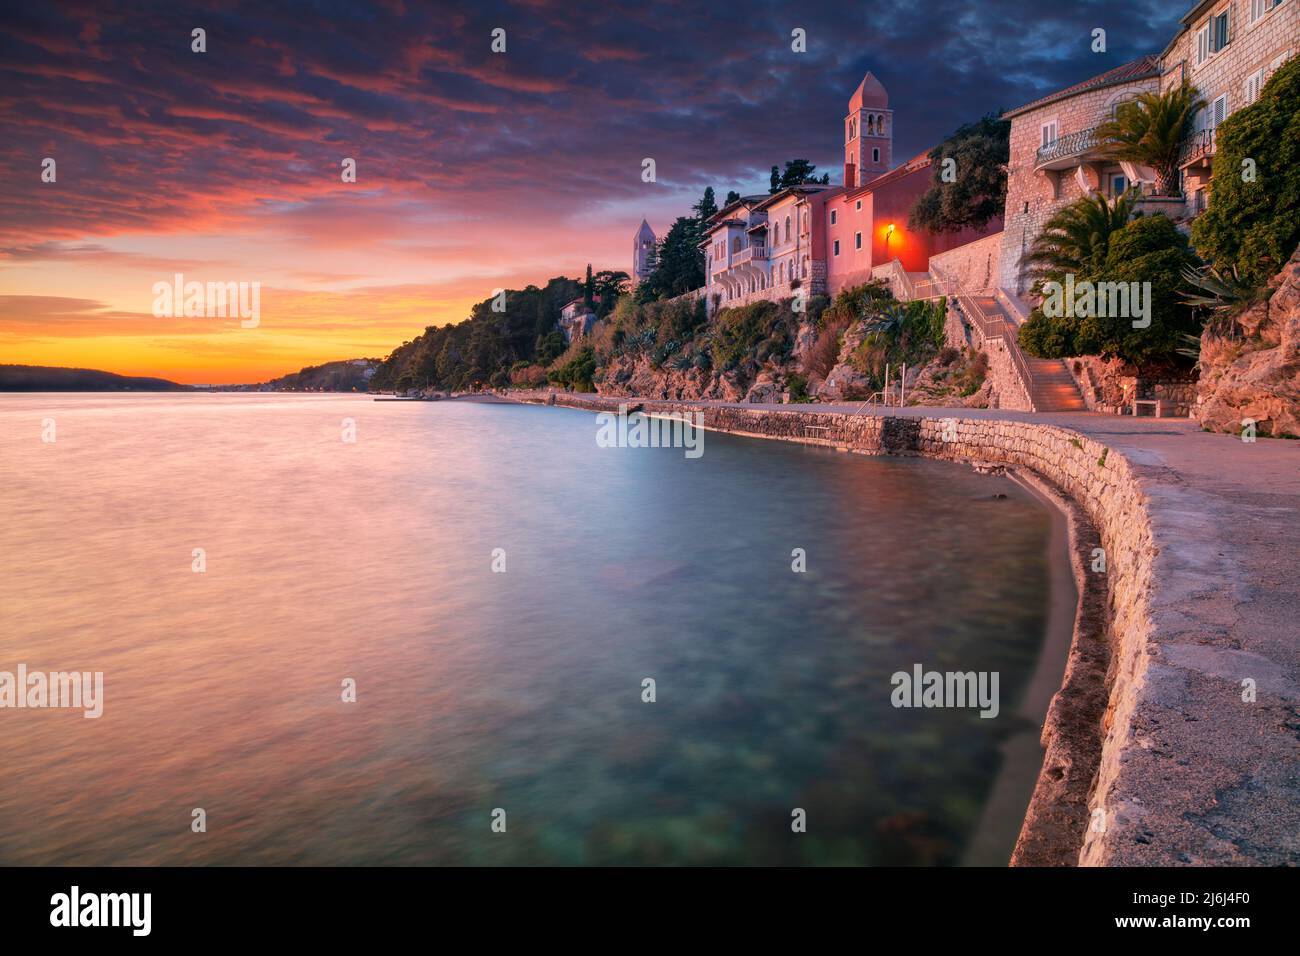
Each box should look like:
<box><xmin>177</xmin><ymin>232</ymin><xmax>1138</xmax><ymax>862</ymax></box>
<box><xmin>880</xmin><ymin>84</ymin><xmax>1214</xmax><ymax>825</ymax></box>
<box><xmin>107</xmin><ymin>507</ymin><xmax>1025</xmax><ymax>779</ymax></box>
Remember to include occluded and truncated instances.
<box><xmin>700</xmin><ymin>71</ymin><xmax>1003</xmax><ymax>310</ymax></box>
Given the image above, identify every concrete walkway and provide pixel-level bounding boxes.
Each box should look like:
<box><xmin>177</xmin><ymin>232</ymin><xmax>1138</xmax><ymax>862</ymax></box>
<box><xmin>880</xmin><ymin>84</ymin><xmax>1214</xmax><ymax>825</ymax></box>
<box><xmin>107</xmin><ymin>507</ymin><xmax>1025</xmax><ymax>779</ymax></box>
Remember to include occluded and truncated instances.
<box><xmin>563</xmin><ymin>394</ymin><xmax>1300</xmax><ymax>865</ymax></box>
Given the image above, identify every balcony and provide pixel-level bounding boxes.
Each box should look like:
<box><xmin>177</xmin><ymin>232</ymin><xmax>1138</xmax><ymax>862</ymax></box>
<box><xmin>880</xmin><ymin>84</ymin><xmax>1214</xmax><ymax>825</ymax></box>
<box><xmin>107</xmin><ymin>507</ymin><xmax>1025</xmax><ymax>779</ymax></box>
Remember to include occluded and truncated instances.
<box><xmin>1035</xmin><ymin>126</ymin><xmax>1105</xmax><ymax>170</ymax></box>
<box><xmin>730</xmin><ymin>245</ymin><xmax>768</xmax><ymax>266</ymax></box>
<box><xmin>1177</xmin><ymin>128</ymin><xmax>1215</xmax><ymax>170</ymax></box>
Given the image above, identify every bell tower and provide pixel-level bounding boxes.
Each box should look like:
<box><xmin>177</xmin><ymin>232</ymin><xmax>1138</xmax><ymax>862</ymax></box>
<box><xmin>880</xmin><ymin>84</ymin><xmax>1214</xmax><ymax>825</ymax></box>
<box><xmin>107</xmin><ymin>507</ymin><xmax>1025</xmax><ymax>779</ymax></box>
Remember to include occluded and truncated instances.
<box><xmin>844</xmin><ymin>72</ymin><xmax>892</xmax><ymax>189</ymax></box>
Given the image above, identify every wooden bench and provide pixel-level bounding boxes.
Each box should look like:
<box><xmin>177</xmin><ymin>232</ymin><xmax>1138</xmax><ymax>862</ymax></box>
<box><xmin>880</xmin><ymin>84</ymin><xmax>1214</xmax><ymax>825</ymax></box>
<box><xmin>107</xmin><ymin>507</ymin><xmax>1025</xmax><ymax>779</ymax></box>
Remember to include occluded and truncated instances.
<box><xmin>1132</xmin><ymin>399</ymin><xmax>1175</xmax><ymax>418</ymax></box>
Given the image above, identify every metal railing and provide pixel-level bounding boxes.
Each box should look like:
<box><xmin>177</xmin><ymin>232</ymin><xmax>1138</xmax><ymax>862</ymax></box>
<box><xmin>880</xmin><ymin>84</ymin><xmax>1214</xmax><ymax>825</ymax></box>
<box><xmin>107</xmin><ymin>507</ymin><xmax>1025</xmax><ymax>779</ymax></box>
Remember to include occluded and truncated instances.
<box><xmin>1035</xmin><ymin>126</ymin><xmax>1101</xmax><ymax>166</ymax></box>
<box><xmin>1177</xmin><ymin>128</ymin><xmax>1215</xmax><ymax>168</ymax></box>
<box><xmin>930</xmin><ymin>262</ymin><xmax>1037</xmax><ymax>411</ymax></box>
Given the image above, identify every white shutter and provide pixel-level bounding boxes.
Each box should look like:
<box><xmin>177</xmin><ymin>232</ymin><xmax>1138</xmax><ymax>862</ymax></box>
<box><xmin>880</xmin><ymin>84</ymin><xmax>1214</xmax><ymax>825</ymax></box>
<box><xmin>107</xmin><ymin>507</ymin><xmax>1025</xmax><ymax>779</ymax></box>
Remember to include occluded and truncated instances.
<box><xmin>1212</xmin><ymin>94</ymin><xmax>1228</xmax><ymax>128</ymax></box>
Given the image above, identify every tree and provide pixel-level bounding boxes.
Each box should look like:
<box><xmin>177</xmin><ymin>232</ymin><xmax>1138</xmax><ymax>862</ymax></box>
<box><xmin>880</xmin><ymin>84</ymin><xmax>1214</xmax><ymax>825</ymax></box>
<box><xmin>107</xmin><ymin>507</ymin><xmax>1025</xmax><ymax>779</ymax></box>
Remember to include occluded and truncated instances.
<box><xmin>769</xmin><ymin>159</ymin><xmax>827</xmax><ymax>193</ymax></box>
<box><xmin>584</xmin><ymin>263</ymin><xmax>594</xmax><ymax>310</ymax></box>
<box><xmin>1191</xmin><ymin>56</ymin><xmax>1300</xmax><ymax>285</ymax></box>
<box><xmin>636</xmin><ymin>216</ymin><xmax>704</xmax><ymax>302</ymax></box>
<box><xmin>909</xmin><ymin>113</ymin><xmax>1010</xmax><ymax>232</ymax></box>
<box><xmin>592</xmin><ymin>270</ymin><xmax>629</xmax><ymax>316</ymax></box>
<box><xmin>693</xmin><ymin>187</ymin><xmax>718</xmax><ymax>222</ymax></box>
<box><xmin>1018</xmin><ymin>214</ymin><xmax>1199</xmax><ymax>369</ymax></box>
<box><xmin>1021</xmin><ymin>190</ymin><xmax>1138</xmax><ymax>286</ymax></box>
<box><xmin>1095</xmin><ymin>81</ymin><xmax>1205</xmax><ymax>197</ymax></box>
<box><xmin>725</xmin><ymin>190</ymin><xmax>741</xmax><ymax>205</ymax></box>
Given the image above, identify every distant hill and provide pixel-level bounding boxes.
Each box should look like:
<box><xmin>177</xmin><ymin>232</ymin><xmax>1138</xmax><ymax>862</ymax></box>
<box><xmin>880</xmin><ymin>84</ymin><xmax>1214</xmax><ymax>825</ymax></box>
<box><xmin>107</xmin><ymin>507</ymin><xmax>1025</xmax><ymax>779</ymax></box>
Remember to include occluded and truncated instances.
<box><xmin>265</xmin><ymin>359</ymin><xmax>381</xmax><ymax>392</ymax></box>
<box><xmin>0</xmin><ymin>365</ymin><xmax>191</xmax><ymax>391</ymax></box>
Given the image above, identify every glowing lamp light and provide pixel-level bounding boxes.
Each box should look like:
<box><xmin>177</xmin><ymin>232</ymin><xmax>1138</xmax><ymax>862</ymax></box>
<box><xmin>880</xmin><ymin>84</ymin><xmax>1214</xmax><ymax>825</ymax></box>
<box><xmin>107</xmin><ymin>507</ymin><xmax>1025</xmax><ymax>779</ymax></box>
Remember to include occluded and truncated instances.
<box><xmin>886</xmin><ymin>223</ymin><xmax>895</xmax><ymax>235</ymax></box>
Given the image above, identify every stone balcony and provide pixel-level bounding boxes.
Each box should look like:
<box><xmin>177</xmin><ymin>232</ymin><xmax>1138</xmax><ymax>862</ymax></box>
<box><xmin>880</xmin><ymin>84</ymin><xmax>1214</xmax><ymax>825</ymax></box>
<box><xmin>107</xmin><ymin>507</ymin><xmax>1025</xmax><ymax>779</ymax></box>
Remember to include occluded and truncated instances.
<box><xmin>1035</xmin><ymin>126</ymin><xmax>1106</xmax><ymax>171</ymax></box>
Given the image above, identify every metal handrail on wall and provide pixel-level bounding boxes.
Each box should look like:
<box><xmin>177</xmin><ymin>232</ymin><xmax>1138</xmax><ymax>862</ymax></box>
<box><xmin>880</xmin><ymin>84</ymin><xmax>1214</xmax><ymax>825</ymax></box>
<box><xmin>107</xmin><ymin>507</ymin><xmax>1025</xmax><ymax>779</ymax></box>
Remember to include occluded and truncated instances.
<box><xmin>930</xmin><ymin>261</ymin><xmax>1037</xmax><ymax>411</ymax></box>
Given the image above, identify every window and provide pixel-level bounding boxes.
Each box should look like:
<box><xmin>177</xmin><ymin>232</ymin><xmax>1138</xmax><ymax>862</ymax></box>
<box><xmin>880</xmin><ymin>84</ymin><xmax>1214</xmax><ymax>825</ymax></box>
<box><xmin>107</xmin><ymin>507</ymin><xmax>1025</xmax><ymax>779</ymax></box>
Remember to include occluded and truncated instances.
<box><xmin>1040</xmin><ymin>120</ymin><xmax>1059</xmax><ymax>148</ymax></box>
<box><xmin>833</xmin><ymin>239</ymin><xmax>840</xmax><ymax>257</ymax></box>
<box><xmin>1213</xmin><ymin>11</ymin><xmax>1230</xmax><ymax>51</ymax></box>
<box><xmin>872</xmin><ymin>147</ymin><xmax>880</xmax><ymax>163</ymax></box>
<box><xmin>854</xmin><ymin>232</ymin><xmax>862</xmax><ymax>250</ymax></box>
<box><xmin>784</xmin><ymin>216</ymin><xmax>791</xmax><ymax>239</ymax></box>
<box><xmin>1109</xmin><ymin>173</ymin><xmax>1128</xmax><ymax>197</ymax></box>
<box><xmin>1251</xmin><ymin>0</ymin><xmax>1283</xmax><ymax>23</ymax></box>
<box><xmin>772</xmin><ymin>223</ymin><xmax>779</xmax><ymax>244</ymax></box>
<box><xmin>1210</xmin><ymin>93</ymin><xmax>1228</xmax><ymax>130</ymax></box>
<box><xmin>855</xmin><ymin>200</ymin><xmax>862</xmax><ymax>211</ymax></box>
<box><xmin>1246</xmin><ymin>67</ymin><xmax>1266</xmax><ymax>104</ymax></box>
<box><xmin>1196</xmin><ymin>22</ymin><xmax>1211</xmax><ymax>65</ymax></box>
<box><xmin>829</xmin><ymin>209</ymin><xmax>837</xmax><ymax>226</ymax></box>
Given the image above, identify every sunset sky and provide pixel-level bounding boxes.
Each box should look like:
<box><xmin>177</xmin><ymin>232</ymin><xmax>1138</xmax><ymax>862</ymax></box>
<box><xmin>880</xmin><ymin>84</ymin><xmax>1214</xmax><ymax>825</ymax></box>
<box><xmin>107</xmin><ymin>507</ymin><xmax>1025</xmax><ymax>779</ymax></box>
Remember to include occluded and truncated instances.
<box><xmin>1</xmin><ymin>0</ymin><xmax>1189</xmax><ymax>383</ymax></box>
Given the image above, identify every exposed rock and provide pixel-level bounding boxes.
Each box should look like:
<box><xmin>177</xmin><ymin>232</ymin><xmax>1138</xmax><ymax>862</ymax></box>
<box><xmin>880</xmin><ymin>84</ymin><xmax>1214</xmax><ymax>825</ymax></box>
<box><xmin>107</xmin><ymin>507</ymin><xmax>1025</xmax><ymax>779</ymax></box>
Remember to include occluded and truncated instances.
<box><xmin>1196</xmin><ymin>244</ymin><xmax>1300</xmax><ymax>438</ymax></box>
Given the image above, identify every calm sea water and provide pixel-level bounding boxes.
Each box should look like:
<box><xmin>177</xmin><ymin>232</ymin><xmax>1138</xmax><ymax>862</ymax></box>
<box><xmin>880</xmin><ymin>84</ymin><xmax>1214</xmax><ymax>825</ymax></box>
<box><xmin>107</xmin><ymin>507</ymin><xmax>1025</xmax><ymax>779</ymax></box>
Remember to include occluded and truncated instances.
<box><xmin>0</xmin><ymin>394</ymin><xmax>1053</xmax><ymax>865</ymax></box>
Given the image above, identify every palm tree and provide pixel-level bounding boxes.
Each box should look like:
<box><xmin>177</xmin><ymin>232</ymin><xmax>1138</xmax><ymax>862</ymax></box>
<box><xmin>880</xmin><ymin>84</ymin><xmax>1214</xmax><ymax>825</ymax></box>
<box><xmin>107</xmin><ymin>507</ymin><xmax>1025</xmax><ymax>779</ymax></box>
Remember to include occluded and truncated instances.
<box><xmin>1021</xmin><ymin>190</ymin><xmax>1137</xmax><ymax>284</ymax></box>
<box><xmin>1095</xmin><ymin>82</ymin><xmax>1206</xmax><ymax>196</ymax></box>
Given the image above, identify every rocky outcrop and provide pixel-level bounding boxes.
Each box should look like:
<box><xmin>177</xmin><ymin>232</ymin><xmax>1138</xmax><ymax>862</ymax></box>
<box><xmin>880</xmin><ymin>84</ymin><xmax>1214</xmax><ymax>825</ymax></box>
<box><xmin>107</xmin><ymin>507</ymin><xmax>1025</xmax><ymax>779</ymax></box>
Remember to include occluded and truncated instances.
<box><xmin>1195</xmin><ymin>244</ymin><xmax>1300</xmax><ymax>438</ymax></box>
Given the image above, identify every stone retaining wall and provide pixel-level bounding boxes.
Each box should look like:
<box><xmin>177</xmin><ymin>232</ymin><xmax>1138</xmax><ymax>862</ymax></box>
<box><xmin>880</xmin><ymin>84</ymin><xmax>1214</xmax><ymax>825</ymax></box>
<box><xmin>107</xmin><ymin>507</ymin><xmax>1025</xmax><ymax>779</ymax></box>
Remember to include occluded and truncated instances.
<box><xmin>513</xmin><ymin>391</ymin><xmax>1158</xmax><ymax>866</ymax></box>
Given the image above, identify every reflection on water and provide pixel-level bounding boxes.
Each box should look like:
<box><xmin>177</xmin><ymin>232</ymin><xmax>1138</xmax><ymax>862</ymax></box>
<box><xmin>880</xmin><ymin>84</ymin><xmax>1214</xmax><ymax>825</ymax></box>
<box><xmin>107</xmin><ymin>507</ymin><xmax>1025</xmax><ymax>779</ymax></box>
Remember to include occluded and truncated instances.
<box><xmin>0</xmin><ymin>394</ymin><xmax>1051</xmax><ymax>865</ymax></box>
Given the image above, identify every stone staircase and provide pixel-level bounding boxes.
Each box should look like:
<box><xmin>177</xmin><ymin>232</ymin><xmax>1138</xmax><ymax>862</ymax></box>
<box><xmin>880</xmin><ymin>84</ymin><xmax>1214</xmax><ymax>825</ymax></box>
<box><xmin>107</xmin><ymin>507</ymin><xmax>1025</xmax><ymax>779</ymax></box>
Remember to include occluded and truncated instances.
<box><xmin>881</xmin><ymin>258</ymin><xmax>1086</xmax><ymax>412</ymax></box>
<box><xmin>968</xmin><ymin>295</ymin><xmax>1086</xmax><ymax>412</ymax></box>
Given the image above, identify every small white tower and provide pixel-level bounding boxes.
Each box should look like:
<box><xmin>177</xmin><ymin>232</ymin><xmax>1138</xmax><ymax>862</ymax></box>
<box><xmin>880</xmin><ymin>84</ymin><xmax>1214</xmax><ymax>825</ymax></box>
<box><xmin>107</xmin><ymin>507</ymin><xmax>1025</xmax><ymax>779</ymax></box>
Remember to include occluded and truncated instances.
<box><xmin>633</xmin><ymin>219</ymin><xmax>656</xmax><ymax>283</ymax></box>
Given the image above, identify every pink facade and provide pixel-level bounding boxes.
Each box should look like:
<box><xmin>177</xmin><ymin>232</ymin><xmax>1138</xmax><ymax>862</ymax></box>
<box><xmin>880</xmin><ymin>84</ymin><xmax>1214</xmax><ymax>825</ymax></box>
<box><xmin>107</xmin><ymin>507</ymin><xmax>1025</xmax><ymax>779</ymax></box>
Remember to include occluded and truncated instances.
<box><xmin>700</xmin><ymin>71</ymin><xmax>1003</xmax><ymax>311</ymax></box>
<box><xmin>825</xmin><ymin>159</ymin><xmax>1002</xmax><ymax>297</ymax></box>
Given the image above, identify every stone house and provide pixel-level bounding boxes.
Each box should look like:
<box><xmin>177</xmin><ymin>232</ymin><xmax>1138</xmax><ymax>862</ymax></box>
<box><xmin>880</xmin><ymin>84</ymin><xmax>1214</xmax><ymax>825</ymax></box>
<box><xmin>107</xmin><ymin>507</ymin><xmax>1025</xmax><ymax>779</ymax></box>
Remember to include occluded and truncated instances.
<box><xmin>559</xmin><ymin>298</ymin><xmax>597</xmax><ymax>342</ymax></box>
<box><xmin>1161</xmin><ymin>0</ymin><xmax>1298</xmax><ymax>216</ymax></box>
<box><xmin>996</xmin><ymin>55</ymin><xmax>1165</xmax><ymax>296</ymax></box>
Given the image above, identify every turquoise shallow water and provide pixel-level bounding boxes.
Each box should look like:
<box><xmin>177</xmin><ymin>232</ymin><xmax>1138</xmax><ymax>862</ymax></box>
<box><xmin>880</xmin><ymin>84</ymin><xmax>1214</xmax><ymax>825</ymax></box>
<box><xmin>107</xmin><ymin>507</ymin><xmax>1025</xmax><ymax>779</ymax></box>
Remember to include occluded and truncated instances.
<box><xmin>0</xmin><ymin>394</ymin><xmax>1052</xmax><ymax>865</ymax></box>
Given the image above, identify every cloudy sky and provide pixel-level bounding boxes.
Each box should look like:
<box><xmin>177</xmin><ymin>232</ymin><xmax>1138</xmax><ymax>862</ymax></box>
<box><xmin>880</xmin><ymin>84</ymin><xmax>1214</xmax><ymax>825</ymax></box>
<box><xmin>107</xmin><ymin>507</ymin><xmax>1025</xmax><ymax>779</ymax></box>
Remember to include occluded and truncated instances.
<box><xmin>0</xmin><ymin>0</ymin><xmax>1192</xmax><ymax>382</ymax></box>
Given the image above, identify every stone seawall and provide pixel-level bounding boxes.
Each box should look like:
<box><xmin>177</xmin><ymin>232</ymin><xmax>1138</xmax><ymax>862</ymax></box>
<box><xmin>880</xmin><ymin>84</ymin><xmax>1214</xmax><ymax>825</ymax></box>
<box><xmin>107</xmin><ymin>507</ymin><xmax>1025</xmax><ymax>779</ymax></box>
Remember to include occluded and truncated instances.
<box><xmin>517</xmin><ymin>391</ymin><xmax>1159</xmax><ymax>866</ymax></box>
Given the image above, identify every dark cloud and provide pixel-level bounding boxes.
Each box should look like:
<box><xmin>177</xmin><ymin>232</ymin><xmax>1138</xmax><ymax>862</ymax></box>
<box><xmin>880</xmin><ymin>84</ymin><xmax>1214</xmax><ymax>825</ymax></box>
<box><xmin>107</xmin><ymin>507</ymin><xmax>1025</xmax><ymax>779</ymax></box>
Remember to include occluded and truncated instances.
<box><xmin>0</xmin><ymin>0</ymin><xmax>1191</xmax><ymax>242</ymax></box>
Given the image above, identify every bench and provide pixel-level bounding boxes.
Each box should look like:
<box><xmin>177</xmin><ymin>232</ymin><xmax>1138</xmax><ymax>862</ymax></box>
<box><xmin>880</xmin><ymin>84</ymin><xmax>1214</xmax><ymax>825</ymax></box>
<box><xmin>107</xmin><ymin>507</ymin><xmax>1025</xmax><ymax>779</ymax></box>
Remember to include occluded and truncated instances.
<box><xmin>1132</xmin><ymin>399</ymin><xmax>1174</xmax><ymax>418</ymax></box>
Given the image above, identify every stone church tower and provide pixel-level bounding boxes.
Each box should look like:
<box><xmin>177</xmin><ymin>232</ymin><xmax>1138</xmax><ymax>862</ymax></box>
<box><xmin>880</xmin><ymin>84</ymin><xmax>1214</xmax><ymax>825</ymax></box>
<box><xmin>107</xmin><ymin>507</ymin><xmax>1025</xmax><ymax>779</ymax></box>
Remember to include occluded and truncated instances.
<box><xmin>633</xmin><ymin>219</ymin><xmax>656</xmax><ymax>284</ymax></box>
<box><xmin>843</xmin><ymin>72</ymin><xmax>892</xmax><ymax>189</ymax></box>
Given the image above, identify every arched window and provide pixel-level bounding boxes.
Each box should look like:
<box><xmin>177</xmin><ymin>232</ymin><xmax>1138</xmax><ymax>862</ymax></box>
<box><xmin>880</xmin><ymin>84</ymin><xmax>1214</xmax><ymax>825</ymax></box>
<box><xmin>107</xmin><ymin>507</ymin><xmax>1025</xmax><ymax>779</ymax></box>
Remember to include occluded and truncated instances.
<box><xmin>773</xmin><ymin>222</ymin><xmax>780</xmax><ymax>244</ymax></box>
<box><xmin>784</xmin><ymin>216</ymin><xmax>791</xmax><ymax>239</ymax></box>
<box><xmin>779</xmin><ymin>261</ymin><xmax>785</xmax><ymax>283</ymax></box>
<box><xmin>867</xmin><ymin>116</ymin><xmax>874</xmax><ymax>136</ymax></box>
<box><xmin>802</xmin><ymin>257</ymin><xmax>809</xmax><ymax>277</ymax></box>
<box><xmin>732</xmin><ymin>236</ymin><xmax>742</xmax><ymax>253</ymax></box>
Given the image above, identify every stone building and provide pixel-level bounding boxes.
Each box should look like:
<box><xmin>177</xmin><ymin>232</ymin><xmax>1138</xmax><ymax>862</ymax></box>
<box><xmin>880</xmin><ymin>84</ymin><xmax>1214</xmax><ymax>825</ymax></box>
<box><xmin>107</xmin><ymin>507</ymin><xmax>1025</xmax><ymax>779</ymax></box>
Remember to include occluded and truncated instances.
<box><xmin>996</xmin><ymin>55</ymin><xmax>1164</xmax><ymax>296</ymax></box>
<box><xmin>1161</xmin><ymin>0</ymin><xmax>1298</xmax><ymax>216</ymax></box>
<box><xmin>997</xmin><ymin>1</ymin><xmax>1297</xmax><ymax>294</ymax></box>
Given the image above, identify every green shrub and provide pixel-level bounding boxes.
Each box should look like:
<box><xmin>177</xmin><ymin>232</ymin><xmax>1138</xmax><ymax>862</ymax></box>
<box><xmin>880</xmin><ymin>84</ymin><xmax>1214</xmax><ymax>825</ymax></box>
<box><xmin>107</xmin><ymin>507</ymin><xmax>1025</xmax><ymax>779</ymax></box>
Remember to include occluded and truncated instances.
<box><xmin>1192</xmin><ymin>56</ymin><xmax>1300</xmax><ymax>284</ymax></box>
<box><xmin>548</xmin><ymin>346</ymin><xmax>596</xmax><ymax>392</ymax></box>
<box><xmin>1019</xmin><ymin>214</ymin><xmax>1199</xmax><ymax>368</ymax></box>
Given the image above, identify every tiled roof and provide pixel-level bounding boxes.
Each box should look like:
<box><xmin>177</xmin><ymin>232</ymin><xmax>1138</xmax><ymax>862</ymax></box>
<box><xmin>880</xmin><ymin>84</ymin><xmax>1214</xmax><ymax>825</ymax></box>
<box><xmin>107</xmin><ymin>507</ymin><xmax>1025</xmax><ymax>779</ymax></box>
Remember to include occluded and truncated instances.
<box><xmin>1003</xmin><ymin>55</ymin><xmax>1162</xmax><ymax>119</ymax></box>
<box><xmin>844</xmin><ymin>150</ymin><xmax>932</xmax><ymax>198</ymax></box>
